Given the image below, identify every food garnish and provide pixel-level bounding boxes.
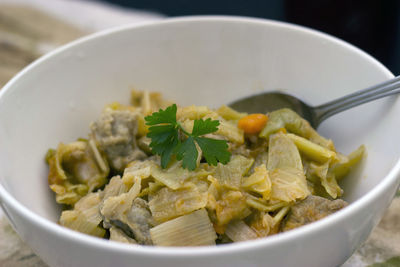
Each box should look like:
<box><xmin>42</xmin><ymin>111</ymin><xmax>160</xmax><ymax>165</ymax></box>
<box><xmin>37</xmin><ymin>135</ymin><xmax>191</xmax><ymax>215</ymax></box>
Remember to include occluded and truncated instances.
<box><xmin>145</xmin><ymin>104</ymin><xmax>231</xmax><ymax>170</ymax></box>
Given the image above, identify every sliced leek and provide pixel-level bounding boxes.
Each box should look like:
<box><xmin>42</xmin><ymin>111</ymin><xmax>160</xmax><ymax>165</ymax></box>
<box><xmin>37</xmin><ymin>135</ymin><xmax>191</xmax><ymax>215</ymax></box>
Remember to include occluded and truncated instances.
<box><xmin>269</xmin><ymin>168</ymin><xmax>310</xmax><ymax>203</ymax></box>
<box><xmin>267</xmin><ymin>132</ymin><xmax>303</xmax><ymax>171</ymax></box>
<box><xmin>286</xmin><ymin>133</ymin><xmax>336</xmax><ymax>163</ymax></box>
<box><xmin>329</xmin><ymin>145</ymin><xmax>365</xmax><ymax>179</ymax></box>
<box><xmin>149</xmin><ymin>186</ymin><xmax>207</xmax><ymax>223</ymax></box>
<box><xmin>241</xmin><ymin>164</ymin><xmax>271</xmax><ymax>199</ymax></box>
<box><xmin>225</xmin><ymin>220</ymin><xmax>258</xmax><ymax>242</ymax></box>
<box><xmin>150</xmin><ymin>161</ymin><xmax>210</xmax><ymax>190</ymax></box>
<box><xmin>60</xmin><ymin>210</ymin><xmax>105</xmax><ymax>237</ymax></box>
<box><xmin>216</xmin><ymin>105</ymin><xmax>247</xmax><ymax>121</ymax></box>
<box><xmin>150</xmin><ymin>209</ymin><xmax>216</xmax><ymax>246</ymax></box>
<box><xmin>214</xmin><ymin>155</ymin><xmax>254</xmax><ymax>189</ymax></box>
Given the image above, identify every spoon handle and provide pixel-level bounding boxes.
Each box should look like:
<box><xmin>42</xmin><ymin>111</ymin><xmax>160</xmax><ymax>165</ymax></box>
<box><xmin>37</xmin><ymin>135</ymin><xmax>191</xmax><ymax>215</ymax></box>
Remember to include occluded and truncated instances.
<box><xmin>313</xmin><ymin>75</ymin><xmax>400</xmax><ymax>126</ymax></box>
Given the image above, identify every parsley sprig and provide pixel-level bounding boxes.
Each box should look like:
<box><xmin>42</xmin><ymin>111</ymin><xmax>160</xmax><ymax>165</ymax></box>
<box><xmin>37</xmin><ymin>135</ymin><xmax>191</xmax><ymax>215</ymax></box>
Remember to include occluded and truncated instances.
<box><xmin>145</xmin><ymin>104</ymin><xmax>231</xmax><ymax>170</ymax></box>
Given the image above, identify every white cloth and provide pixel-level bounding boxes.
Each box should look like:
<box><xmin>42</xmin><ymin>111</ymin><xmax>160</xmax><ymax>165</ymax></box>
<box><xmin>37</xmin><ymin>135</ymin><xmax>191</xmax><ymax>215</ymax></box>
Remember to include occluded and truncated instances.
<box><xmin>0</xmin><ymin>0</ymin><xmax>164</xmax><ymax>32</ymax></box>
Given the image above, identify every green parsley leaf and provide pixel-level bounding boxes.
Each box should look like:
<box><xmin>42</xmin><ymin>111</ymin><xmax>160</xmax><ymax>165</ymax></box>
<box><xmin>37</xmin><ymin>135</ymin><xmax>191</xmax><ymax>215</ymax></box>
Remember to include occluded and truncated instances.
<box><xmin>175</xmin><ymin>136</ymin><xmax>198</xmax><ymax>170</ymax></box>
<box><xmin>145</xmin><ymin>104</ymin><xmax>231</xmax><ymax>170</ymax></box>
<box><xmin>191</xmin><ymin>118</ymin><xmax>220</xmax><ymax>136</ymax></box>
<box><xmin>145</xmin><ymin>104</ymin><xmax>177</xmax><ymax>125</ymax></box>
<box><xmin>159</xmin><ymin>137</ymin><xmax>179</xmax><ymax>168</ymax></box>
<box><xmin>145</xmin><ymin>106</ymin><xmax>180</xmax><ymax>168</ymax></box>
<box><xmin>147</xmin><ymin>124</ymin><xmax>177</xmax><ymax>144</ymax></box>
<box><xmin>195</xmin><ymin>137</ymin><xmax>231</xmax><ymax>166</ymax></box>
<box><xmin>147</xmin><ymin>124</ymin><xmax>180</xmax><ymax>168</ymax></box>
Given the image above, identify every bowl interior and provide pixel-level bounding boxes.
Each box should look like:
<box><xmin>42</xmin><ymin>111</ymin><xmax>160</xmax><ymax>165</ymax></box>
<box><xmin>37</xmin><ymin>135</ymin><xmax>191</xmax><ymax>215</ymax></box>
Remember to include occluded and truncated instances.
<box><xmin>0</xmin><ymin>17</ymin><xmax>397</xmax><ymax>223</ymax></box>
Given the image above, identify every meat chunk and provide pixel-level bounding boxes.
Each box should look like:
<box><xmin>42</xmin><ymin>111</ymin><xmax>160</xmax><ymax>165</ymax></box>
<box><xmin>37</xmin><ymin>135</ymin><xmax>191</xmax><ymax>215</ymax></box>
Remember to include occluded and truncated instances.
<box><xmin>91</xmin><ymin>108</ymin><xmax>147</xmax><ymax>172</ymax></box>
<box><xmin>283</xmin><ymin>195</ymin><xmax>348</xmax><ymax>231</ymax></box>
<box><xmin>125</xmin><ymin>198</ymin><xmax>154</xmax><ymax>244</ymax></box>
<box><xmin>101</xmin><ymin>194</ymin><xmax>154</xmax><ymax>245</ymax></box>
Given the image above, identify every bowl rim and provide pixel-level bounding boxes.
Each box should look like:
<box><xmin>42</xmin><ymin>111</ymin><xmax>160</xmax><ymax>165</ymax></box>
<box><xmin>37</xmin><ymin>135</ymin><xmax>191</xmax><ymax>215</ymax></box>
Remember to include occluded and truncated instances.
<box><xmin>0</xmin><ymin>15</ymin><xmax>398</xmax><ymax>257</ymax></box>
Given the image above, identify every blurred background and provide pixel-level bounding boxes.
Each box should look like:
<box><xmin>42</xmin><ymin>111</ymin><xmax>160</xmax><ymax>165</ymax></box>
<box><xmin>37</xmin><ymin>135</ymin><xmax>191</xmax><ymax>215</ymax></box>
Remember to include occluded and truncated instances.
<box><xmin>1</xmin><ymin>0</ymin><xmax>400</xmax><ymax>88</ymax></box>
<box><xmin>107</xmin><ymin>0</ymin><xmax>400</xmax><ymax>75</ymax></box>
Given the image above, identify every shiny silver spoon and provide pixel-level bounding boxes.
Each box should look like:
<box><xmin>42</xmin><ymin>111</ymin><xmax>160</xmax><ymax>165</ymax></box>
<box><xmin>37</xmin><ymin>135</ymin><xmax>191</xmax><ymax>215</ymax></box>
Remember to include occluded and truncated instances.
<box><xmin>229</xmin><ymin>75</ymin><xmax>400</xmax><ymax>128</ymax></box>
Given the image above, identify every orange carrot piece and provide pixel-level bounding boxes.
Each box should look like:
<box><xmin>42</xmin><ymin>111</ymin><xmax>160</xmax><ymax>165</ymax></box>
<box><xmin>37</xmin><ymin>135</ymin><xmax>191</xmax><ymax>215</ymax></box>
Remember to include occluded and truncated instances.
<box><xmin>238</xmin><ymin>114</ymin><xmax>268</xmax><ymax>134</ymax></box>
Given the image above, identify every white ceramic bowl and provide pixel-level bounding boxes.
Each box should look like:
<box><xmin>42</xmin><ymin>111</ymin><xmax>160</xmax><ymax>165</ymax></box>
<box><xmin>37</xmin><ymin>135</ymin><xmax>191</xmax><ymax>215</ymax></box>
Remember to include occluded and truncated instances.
<box><xmin>0</xmin><ymin>16</ymin><xmax>399</xmax><ymax>267</ymax></box>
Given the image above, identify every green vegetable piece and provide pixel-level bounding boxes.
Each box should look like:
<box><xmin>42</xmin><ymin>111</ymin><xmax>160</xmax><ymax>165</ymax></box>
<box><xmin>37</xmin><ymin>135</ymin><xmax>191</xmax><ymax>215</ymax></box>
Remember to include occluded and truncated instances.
<box><xmin>147</xmin><ymin>125</ymin><xmax>179</xmax><ymax>169</ymax></box>
<box><xmin>195</xmin><ymin>137</ymin><xmax>230</xmax><ymax>166</ymax></box>
<box><xmin>260</xmin><ymin>108</ymin><xmax>332</xmax><ymax>148</ymax></box>
<box><xmin>145</xmin><ymin>104</ymin><xmax>177</xmax><ymax>125</ymax></box>
<box><xmin>145</xmin><ymin>104</ymin><xmax>231</xmax><ymax>170</ymax></box>
<box><xmin>191</xmin><ymin>118</ymin><xmax>219</xmax><ymax>136</ymax></box>
<box><xmin>176</xmin><ymin>136</ymin><xmax>198</xmax><ymax>171</ymax></box>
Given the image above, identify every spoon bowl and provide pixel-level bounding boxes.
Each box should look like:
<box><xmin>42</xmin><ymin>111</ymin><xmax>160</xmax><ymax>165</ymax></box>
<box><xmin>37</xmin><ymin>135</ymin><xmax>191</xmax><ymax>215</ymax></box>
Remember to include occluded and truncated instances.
<box><xmin>229</xmin><ymin>91</ymin><xmax>317</xmax><ymax>126</ymax></box>
<box><xmin>229</xmin><ymin>75</ymin><xmax>400</xmax><ymax>128</ymax></box>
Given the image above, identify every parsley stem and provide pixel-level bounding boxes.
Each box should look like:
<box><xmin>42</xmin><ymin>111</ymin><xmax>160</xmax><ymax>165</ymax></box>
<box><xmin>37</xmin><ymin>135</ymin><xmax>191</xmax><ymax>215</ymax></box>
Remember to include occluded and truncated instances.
<box><xmin>177</xmin><ymin>122</ymin><xmax>192</xmax><ymax>137</ymax></box>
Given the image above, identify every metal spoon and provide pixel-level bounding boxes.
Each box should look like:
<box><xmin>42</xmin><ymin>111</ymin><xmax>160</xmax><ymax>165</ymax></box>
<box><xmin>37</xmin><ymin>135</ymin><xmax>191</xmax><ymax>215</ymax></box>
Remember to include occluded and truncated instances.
<box><xmin>229</xmin><ymin>75</ymin><xmax>400</xmax><ymax>128</ymax></box>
